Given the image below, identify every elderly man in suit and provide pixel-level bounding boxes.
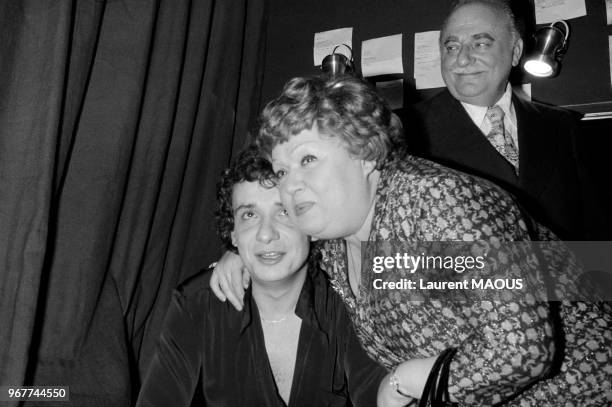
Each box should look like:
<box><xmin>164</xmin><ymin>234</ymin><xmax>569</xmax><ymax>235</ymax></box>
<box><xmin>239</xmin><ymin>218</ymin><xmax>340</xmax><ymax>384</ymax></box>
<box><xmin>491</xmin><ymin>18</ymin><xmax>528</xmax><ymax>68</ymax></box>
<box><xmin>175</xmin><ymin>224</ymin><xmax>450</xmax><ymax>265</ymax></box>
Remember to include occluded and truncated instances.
<box><xmin>410</xmin><ymin>0</ymin><xmax>592</xmax><ymax>240</ymax></box>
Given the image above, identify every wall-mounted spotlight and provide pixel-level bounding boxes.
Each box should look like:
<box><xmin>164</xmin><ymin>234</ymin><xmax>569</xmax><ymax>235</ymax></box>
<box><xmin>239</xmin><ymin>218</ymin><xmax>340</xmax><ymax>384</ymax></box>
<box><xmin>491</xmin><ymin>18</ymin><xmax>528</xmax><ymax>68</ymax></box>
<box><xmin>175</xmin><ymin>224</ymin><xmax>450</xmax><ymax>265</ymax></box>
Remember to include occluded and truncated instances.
<box><xmin>523</xmin><ymin>20</ymin><xmax>570</xmax><ymax>78</ymax></box>
<box><xmin>321</xmin><ymin>44</ymin><xmax>354</xmax><ymax>76</ymax></box>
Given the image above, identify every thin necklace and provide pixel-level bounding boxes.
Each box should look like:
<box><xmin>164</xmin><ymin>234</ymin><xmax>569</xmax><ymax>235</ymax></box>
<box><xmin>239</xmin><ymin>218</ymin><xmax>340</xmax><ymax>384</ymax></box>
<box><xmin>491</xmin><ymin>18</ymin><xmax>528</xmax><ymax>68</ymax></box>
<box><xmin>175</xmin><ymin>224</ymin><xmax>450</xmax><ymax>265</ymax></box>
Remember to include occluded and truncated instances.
<box><xmin>260</xmin><ymin>297</ymin><xmax>299</xmax><ymax>324</ymax></box>
<box><xmin>261</xmin><ymin>314</ymin><xmax>289</xmax><ymax>324</ymax></box>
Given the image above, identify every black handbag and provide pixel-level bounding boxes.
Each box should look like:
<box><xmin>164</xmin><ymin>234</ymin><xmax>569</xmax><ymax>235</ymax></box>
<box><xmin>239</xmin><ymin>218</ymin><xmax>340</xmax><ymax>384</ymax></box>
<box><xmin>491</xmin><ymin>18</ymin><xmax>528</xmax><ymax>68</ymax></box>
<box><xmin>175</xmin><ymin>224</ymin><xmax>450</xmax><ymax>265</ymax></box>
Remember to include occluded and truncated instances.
<box><xmin>418</xmin><ymin>348</ymin><xmax>458</xmax><ymax>407</ymax></box>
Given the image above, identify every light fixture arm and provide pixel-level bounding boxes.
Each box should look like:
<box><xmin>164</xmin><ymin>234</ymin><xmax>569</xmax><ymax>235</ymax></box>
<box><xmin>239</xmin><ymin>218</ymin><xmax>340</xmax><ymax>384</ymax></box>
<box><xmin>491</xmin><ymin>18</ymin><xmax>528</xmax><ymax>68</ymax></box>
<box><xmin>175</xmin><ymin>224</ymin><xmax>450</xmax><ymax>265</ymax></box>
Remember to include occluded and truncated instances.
<box><xmin>332</xmin><ymin>43</ymin><xmax>353</xmax><ymax>60</ymax></box>
<box><xmin>550</xmin><ymin>20</ymin><xmax>570</xmax><ymax>54</ymax></box>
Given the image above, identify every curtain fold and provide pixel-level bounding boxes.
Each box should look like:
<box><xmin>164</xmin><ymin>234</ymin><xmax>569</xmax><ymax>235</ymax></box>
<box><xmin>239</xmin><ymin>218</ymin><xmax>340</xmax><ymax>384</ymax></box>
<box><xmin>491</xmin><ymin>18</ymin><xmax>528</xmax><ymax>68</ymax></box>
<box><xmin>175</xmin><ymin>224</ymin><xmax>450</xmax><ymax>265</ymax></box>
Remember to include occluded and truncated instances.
<box><xmin>1</xmin><ymin>0</ymin><xmax>76</xmax><ymax>392</ymax></box>
<box><xmin>0</xmin><ymin>0</ymin><xmax>267</xmax><ymax>405</ymax></box>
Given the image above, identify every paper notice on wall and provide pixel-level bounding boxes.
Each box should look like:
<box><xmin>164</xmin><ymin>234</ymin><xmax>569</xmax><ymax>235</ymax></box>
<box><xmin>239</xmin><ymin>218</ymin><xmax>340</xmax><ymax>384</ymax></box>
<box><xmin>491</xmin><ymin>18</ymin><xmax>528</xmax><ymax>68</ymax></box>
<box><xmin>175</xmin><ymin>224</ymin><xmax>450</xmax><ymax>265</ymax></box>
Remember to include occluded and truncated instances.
<box><xmin>534</xmin><ymin>0</ymin><xmax>586</xmax><ymax>24</ymax></box>
<box><xmin>361</xmin><ymin>34</ymin><xmax>403</xmax><ymax>77</ymax></box>
<box><xmin>313</xmin><ymin>27</ymin><xmax>353</xmax><ymax>66</ymax></box>
<box><xmin>414</xmin><ymin>31</ymin><xmax>445</xmax><ymax>90</ymax></box>
<box><xmin>376</xmin><ymin>79</ymin><xmax>404</xmax><ymax>110</ymax></box>
<box><xmin>606</xmin><ymin>0</ymin><xmax>612</xmax><ymax>25</ymax></box>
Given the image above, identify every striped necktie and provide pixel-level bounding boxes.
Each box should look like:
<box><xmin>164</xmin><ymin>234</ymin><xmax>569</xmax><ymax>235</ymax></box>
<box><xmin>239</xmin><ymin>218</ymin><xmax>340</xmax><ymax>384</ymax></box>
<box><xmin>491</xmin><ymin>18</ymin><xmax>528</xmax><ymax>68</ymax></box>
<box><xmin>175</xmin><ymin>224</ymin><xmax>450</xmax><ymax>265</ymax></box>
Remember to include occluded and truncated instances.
<box><xmin>485</xmin><ymin>105</ymin><xmax>519</xmax><ymax>171</ymax></box>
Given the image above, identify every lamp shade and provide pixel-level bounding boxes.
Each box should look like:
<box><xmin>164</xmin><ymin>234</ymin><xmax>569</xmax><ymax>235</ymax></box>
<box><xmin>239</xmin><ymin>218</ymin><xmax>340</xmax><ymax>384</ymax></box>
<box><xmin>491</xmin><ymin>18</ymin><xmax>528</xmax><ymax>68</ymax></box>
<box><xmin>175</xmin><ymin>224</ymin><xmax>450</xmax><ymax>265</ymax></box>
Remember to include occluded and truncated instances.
<box><xmin>523</xmin><ymin>21</ymin><xmax>569</xmax><ymax>78</ymax></box>
<box><xmin>524</xmin><ymin>56</ymin><xmax>557</xmax><ymax>77</ymax></box>
<box><xmin>321</xmin><ymin>44</ymin><xmax>354</xmax><ymax>76</ymax></box>
<box><xmin>322</xmin><ymin>53</ymin><xmax>352</xmax><ymax>75</ymax></box>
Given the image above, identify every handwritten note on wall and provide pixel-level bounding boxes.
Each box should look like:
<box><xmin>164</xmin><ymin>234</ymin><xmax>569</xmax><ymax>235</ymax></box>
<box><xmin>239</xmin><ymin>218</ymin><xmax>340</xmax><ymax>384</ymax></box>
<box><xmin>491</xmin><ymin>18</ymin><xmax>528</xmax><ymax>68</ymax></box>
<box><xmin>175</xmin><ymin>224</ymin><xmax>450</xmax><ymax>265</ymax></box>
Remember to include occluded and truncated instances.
<box><xmin>534</xmin><ymin>0</ymin><xmax>586</xmax><ymax>24</ymax></box>
<box><xmin>414</xmin><ymin>31</ymin><xmax>445</xmax><ymax>90</ymax></box>
<box><xmin>361</xmin><ymin>34</ymin><xmax>404</xmax><ymax>77</ymax></box>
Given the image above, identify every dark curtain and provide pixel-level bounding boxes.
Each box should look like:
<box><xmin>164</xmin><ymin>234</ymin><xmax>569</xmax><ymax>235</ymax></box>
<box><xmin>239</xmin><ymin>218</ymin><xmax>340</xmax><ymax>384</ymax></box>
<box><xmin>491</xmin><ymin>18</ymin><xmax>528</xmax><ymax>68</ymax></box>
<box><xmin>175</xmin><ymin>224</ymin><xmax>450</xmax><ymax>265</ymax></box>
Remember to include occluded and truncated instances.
<box><xmin>0</xmin><ymin>0</ymin><xmax>267</xmax><ymax>405</ymax></box>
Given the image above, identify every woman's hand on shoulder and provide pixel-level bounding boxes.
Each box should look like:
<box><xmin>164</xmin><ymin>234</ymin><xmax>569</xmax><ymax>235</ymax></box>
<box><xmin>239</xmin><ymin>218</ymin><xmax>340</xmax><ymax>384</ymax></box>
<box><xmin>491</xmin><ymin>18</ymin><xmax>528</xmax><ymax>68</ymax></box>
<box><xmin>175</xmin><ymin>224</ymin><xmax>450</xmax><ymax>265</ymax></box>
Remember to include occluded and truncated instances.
<box><xmin>209</xmin><ymin>251</ymin><xmax>250</xmax><ymax>311</ymax></box>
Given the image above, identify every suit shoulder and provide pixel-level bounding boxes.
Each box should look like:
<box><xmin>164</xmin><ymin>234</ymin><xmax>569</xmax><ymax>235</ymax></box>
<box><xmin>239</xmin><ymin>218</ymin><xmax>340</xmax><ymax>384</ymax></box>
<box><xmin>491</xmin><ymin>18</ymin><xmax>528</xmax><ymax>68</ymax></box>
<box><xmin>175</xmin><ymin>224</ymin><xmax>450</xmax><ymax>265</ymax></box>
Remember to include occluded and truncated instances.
<box><xmin>519</xmin><ymin>98</ymin><xmax>581</xmax><ymax>123</ymax></box>
<box><xmin>414</xmin><ymin>89</ymin><xmax>453</xmax><ymax>114</ymax></box>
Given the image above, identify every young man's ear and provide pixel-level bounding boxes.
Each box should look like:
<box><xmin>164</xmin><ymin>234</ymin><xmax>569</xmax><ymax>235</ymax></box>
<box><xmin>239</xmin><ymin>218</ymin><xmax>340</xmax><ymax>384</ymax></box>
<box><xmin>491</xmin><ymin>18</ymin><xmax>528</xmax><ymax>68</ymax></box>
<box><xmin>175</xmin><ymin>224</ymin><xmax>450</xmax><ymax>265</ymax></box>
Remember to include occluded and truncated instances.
<box><xmin>231</xmin><ymin>231</ymin><xmax>237</xmax><ymax>248</ymax></box>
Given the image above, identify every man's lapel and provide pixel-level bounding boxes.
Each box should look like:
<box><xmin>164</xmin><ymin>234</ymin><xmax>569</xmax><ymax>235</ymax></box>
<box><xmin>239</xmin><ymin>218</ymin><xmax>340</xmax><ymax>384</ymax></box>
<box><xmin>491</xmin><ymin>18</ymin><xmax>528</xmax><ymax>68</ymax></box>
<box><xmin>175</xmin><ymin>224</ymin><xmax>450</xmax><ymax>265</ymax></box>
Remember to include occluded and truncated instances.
<box><xmin>438</xmin><ymin>90</ymin><xmax>497</xmax><ymax>158</ymax></box>
<box><xmin>440</xmin><ymin>90</ymin><xmax>519</xmax><ymax>185</ymax></box>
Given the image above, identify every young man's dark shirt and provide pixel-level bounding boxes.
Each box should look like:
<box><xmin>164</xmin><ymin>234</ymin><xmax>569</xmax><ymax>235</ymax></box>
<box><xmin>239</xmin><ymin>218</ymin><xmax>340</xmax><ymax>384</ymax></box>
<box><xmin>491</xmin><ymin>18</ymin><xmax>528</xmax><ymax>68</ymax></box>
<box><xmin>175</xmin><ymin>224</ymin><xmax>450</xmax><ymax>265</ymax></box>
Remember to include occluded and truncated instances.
<box><xmin>136</xmin><ymin>266</ymin><xmax>387</xmax><ymax>407</ymax></box>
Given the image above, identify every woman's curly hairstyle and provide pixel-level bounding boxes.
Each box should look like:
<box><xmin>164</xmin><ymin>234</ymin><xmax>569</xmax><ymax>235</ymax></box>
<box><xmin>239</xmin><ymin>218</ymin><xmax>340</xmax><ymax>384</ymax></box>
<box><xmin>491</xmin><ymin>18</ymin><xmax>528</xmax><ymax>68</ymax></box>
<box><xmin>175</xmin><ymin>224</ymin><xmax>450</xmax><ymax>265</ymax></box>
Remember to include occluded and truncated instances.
<box><xmin>256</xmin><ymin>75</ymin><xmax>405</xmax><ymax>169</ymax></box>
<box><xmin>215</xmin><ymin>145</ymin><xmax>277</xmax><ymax>252</ymax></box>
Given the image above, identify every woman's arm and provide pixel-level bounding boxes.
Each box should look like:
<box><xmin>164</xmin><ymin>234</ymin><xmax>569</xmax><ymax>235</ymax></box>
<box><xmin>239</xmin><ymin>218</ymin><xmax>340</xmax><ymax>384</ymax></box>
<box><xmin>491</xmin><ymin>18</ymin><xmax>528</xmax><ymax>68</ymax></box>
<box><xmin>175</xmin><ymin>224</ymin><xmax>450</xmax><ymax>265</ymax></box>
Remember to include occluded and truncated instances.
<box><xmin>386</xmin><ymin>296</ymin><xmax>555</xmax><ymax>404</ymax></box>
<box><xmin>377</xmin><ymin>360</ymin><xmax>426</xmax><ymax>407</ymax></box>
<box><xmin>209</xmin><ymin>250</ymin><xmax>250</xmax><ymax>310</ymax></box>
<box><xmin>378</xmin><ymin>357</ymin><xmax>435</xmax><ymax>404</ymax></box>
<box><xmin>403</xmin><ymin>173</ymin><xmax>557</xmax><ymax>404</ymax></box>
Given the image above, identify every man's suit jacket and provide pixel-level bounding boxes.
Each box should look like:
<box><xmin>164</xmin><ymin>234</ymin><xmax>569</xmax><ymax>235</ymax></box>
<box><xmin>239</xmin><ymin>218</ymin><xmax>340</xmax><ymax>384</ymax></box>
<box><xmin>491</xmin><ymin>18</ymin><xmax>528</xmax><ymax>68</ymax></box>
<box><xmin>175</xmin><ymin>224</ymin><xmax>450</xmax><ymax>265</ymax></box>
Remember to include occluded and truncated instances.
<box><xmin>407</xmin><ymin>88</ymin><xmax>590</xmax><ymax>240</ymax></box>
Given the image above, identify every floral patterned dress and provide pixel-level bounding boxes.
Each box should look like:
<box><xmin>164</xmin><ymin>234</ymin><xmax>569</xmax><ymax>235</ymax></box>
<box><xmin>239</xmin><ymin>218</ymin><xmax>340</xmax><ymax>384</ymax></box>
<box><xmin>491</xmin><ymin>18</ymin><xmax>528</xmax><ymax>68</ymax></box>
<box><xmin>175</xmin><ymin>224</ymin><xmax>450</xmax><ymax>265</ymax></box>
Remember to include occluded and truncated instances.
<box><xmin>319</xmin><ymin>156</ymin><xmax>612</xmax><ymax>406</ymax></box>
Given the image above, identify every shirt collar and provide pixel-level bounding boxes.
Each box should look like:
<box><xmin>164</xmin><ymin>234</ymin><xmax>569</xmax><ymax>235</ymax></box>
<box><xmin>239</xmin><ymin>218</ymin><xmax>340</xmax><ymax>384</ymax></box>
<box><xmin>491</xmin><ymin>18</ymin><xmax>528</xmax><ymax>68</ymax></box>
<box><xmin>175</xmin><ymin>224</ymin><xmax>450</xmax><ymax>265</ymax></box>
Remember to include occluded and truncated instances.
<box><xmin>460</xmin><ymin>84</ymin><xmax>515</xmax><ymax>128</ymax></box>
<box><xmin>239</xmin><ymin>266</ymin><xmax>323</xmax><ymax>334</ymax></box>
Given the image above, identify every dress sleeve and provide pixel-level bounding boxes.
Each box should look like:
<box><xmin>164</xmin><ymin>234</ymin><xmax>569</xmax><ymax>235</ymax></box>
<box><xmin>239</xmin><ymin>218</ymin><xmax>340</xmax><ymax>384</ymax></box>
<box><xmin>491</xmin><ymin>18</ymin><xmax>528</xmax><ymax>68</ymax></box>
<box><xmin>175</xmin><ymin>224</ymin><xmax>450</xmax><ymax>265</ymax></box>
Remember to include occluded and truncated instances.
<box><xmin>135</xmin><ymin>290</ymin><xmax>204</xmax><ymax>407</ymax></box>
<box><xmin>341</xmin><ymin>301</ymin><xmax>390</xmax><ymax>407</ymax></box>
<box><xmin>411</xmin><ymin>174</ymin><xmax>557</xmax><ymax>405</ymax></box>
